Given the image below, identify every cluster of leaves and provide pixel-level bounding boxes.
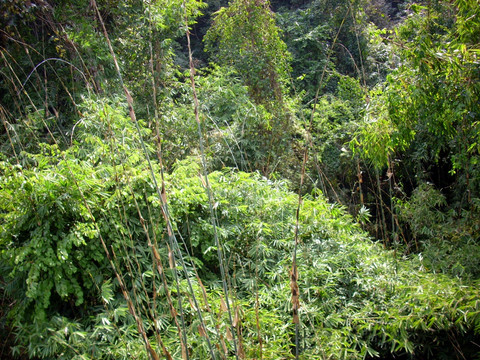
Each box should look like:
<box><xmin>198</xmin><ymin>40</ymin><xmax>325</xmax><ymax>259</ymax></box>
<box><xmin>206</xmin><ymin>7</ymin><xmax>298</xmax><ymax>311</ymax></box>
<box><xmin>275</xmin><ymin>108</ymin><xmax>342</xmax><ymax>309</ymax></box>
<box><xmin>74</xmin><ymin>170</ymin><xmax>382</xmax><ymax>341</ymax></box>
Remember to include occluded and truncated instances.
<box><xmin>1</xmin><ymin>97</ymin><xmax>480</xmax><ymax>358</ymax></box>
<box><xmin>386</xmin><ymin>0</ymin><xmax>480</xmax><ymax>184</ymax></box>
<box><xmin>277</xmin><ymin>0</ymin><xmax>375</xmax><ymax>101</ymax></box>
<box><xmin>351</xmin><ymin>0</ymin><xmax>480</xmax><ymax>259</ymax></box>
<box><xmin>204</xmin><ymin>0</ymin><xmax>291</xmax><ymax>105</ymax></box>
<box><xmin>2</xmin><ymin>0</ymin><xmax>480</xmax><ymax>359</ymax></box>
<box><xmin>156</xmin><ymin>64</ymin><xmax>303</xmax><ymax>178</ymax></box>
<box><xmin>305</xmin><ymin>75</ymin><xmax>366</xmax><ymax>200</ymax></box>
<box><xmin>395</xmin><ymin>183</ymin><xmax>480</xmax><ymax>278</ymax></box>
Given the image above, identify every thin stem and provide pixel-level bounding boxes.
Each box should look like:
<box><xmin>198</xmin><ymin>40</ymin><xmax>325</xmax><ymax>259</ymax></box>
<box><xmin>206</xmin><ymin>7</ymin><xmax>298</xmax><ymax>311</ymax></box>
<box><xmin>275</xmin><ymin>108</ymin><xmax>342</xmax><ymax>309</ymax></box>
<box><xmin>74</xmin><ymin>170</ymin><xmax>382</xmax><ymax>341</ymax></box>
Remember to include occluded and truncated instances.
<box><xmin>184</xmin><ymin>7</ymin><xmax>237</xmax><ymax>359</ymax></box>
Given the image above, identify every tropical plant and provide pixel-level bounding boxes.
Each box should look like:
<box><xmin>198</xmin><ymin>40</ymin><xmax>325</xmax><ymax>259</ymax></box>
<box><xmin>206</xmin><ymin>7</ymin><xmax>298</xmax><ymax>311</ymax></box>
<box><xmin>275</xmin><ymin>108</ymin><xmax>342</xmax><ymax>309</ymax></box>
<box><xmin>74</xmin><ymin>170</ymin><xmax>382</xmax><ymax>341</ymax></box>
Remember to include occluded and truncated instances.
<box><xmin>2</xmin><ymin>142</ymin><xmax>480</xmax><ymax>358</ymax></box>
<box><xmin>2</xmin><ymin>1</ymin><xmax>480</xmax><ymax>359</ymax></box>
<box><xmin>204</xmin><ymin>0</ymin><xmax>291</xmax><ymax>105</ymax></box>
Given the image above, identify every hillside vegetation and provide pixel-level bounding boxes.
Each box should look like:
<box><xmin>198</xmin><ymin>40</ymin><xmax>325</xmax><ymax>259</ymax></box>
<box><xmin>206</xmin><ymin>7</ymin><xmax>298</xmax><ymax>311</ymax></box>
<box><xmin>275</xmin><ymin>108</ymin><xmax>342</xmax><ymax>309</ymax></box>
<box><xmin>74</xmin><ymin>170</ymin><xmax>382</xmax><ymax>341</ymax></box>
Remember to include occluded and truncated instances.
<box><xmin>1</xmin><ymin>0</ymin><xmax>479</xmax><ymax>359</ymax></box>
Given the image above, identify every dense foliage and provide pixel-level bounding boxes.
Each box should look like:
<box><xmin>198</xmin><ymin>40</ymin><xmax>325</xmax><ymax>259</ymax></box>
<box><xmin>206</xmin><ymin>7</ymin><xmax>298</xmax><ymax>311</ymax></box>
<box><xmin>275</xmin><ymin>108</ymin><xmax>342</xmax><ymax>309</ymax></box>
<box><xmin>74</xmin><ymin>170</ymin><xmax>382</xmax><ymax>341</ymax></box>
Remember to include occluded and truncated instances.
<box><xmin>1</xmin><ymin>0</ymin><xmax>480</xmax><ymax>359</ymax></box>
<box><xmin>2</xmin><ymin>147</ymin><xmax>480</xmax><ymax>359</ymax></box>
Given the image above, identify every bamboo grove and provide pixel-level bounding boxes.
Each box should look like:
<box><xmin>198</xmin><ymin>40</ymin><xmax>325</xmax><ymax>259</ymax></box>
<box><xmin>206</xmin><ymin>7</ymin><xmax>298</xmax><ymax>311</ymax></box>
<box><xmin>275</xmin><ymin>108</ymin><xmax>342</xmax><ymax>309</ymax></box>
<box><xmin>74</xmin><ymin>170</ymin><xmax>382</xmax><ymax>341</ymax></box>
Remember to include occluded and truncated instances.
<box><xmin>1</xmin><ymin>0</ymin><xmax>480</xmax><ymax>359</ymax></box>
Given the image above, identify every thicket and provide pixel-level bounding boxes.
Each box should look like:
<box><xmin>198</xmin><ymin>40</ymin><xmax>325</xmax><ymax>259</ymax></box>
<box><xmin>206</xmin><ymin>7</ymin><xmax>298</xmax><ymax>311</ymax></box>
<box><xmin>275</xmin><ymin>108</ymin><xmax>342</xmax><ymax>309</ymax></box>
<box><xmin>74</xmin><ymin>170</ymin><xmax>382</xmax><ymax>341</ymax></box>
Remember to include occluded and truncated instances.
<box><xmin>1</xmin><ymin>0</ymin><xmax>480</xmax><ymax>359</ymax></box>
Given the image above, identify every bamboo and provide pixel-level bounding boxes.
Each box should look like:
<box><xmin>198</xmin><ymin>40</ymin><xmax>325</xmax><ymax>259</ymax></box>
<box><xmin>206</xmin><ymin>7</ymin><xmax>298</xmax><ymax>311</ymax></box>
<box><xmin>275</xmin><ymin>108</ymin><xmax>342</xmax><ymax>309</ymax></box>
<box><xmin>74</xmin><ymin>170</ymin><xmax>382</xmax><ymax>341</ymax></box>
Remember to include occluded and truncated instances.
<box><xmin>184</xmin><ymin>5</ymin><xmax>237</xmax><ymax>358</ymax></box>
